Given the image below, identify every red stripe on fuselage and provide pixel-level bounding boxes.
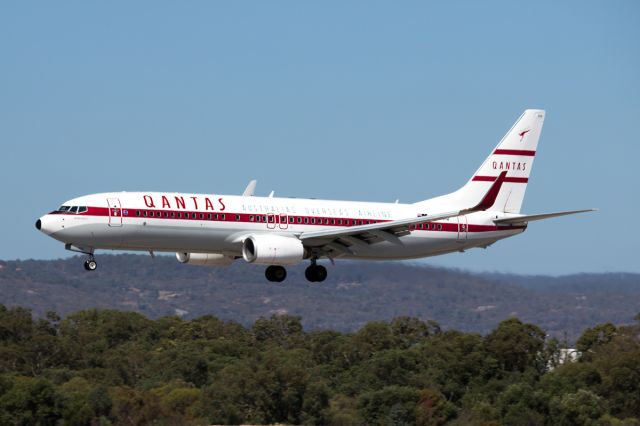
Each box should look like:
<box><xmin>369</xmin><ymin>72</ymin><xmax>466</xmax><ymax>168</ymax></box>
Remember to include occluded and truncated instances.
<box><xmin>50</xmin><ymin>207</ymin><xmax>525</xmax><ymax>233</ymax></box>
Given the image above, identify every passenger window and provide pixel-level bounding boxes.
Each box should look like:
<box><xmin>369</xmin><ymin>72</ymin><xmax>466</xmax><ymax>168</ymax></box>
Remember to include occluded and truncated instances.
<box><xmin>164</xmin><ymin>212</ymin><xmax>169</xmax><ymax>217</ymax></box>
<box><xmin>250</xmin><ymin>215</ymin><xmax>254</xmax><ymax>221</ymax></box>
<box><xmin>200</xmin><ymin>213</ymin><xmax>204</xmax><ymax>219</ymax></box>
<box><xmin>171</xmin><ymin>212</ymin><xmax>175</xmax><ymax>218</ymax></box>
<box><xmin>325</xmin><ymin>219</ymin><xmax>329</xmax><ymax>225</ymax></box>
<box><xmin>221</xmin><ymin>214</ymin><xmax>225</xmax><ymax>220</ymax></box>
<box><xmin>136</xmin><ymin>211</ymin><xmax>141</xmax><ymax>217</ymax></box>
<box><xmin>235</xmin><ymin>214</ymin><xmax>241</xmax><ymax>221</ymax></box>
<box><xmin>438</xmin><ymin>224</ymin><xmax>442</xmax><ymax>230</ymax></box>
<box><xmin>192</xmin><ymin>213</ymin><xmax>197</xmax><ymax>219</ymax></box>
<box><xmin>304</xmin><ymin>218</ymin><xmax>309</xmax><ymax>224</ymax></box>
<box><xmin>289</xmin><ymin>217</ymin><xmax>294</xmax><ymax>223</ymax></box>
<box><xmin>297</xmin><ymin>217</ymin><xmax>302</xmax><ymax>223</ymax></box>
<box><xmin>331</xmin><ymin>219</ymin><xmax>335</xmax><ymax>225</ymax></box>
<box><xmin>214</xmin><ymin>214</ymin><xmax>218</xmax><ymax>220</ymax></box>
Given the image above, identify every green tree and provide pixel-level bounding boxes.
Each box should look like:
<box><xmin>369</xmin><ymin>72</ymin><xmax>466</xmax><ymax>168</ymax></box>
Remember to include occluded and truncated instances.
<box><xmin>485</xmin><ymin>318</ymin><xmax>546</xmax><ymax>373</ymax></box>
<box><xmin>549</xmin><ymin>389</ymin><xmax>606</xmax><ymax>425</ymax></box>
<box><xmin>576</xmin><ymin>323</ymin><xmax>617</xmax><ymax>356</ymax></box>
<box><xmin>357</xmin><ymin>386</ymin><xmax>421</xmax><ymax>426</ymax></box>
<box><xmin>415</xmin><ymin>388</ymin><xmax>456</xmax><ymax>426</ymax></box>
<box><xmin>0</xmin><ymin>376</ymin><xmax>62</xmax><ymax>425</ymax></box>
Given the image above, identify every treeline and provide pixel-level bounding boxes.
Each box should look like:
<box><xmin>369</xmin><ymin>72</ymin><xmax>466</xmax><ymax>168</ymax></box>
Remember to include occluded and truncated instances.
<box><xmin>0</xmin><ymin>305</ymin><xmax>639</xmax><ymax>425</ymax></box>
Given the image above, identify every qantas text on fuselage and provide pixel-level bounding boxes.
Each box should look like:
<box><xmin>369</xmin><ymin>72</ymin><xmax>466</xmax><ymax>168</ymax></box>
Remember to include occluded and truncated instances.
<box><xmin>36</xmin><ymin>110</ymin><xmax>593</xmax><ymax>282</ymax></box>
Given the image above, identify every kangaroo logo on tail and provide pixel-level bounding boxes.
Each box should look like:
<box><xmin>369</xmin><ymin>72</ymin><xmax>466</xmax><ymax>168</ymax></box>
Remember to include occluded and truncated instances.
<box><xmin>518</xmin><ymin>129</ymin><xmax>531</xmax><ymax>141</ymax></box>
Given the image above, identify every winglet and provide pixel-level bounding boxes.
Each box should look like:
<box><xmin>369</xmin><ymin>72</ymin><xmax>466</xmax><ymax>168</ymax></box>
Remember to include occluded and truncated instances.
<box><xmin>464</xmin><ymin>171</ymin><xmax>507</xmax><ymax>213</ymax></box>
<box><xmin>242</xmin><ymin>180</ymin><xmax>257</xmax><ymax>197</ymax></box>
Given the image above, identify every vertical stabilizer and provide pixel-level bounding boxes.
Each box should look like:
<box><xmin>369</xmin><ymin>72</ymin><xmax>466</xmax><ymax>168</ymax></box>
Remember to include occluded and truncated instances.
<box><xmin>415</xmin><ymin>110</ymin><xmax>545</xmax><ymax>213</ymax></box>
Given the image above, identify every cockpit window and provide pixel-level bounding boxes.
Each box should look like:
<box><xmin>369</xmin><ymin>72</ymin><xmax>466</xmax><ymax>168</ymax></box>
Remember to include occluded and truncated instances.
<box><xmin>58</xmin><ymin>206</ymin><xmax>70</xmax><ymax>212</ymax></box>
<box><xmin>69</xmin><ymin>206</ymin><xmax>78</xmax><ymax>213</ymax></box>
<box><xmin>78</xmin><ymin>206</ymin><xmax>87</xmax><ymax>213</ymax></box>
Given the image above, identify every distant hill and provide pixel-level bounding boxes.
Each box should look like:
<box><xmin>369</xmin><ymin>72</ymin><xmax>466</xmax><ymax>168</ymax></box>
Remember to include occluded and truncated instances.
<box><xmin>1</xmin><ymin>255</ymin><xmax>638</xmax><ymax>341</ymax></box>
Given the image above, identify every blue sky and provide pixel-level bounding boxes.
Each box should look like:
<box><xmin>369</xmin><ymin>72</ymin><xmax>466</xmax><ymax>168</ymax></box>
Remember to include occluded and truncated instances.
<box><xmin>1</xmin><ymin>1</ymin><xmax>638</xmax><ymax>275</ymax></box>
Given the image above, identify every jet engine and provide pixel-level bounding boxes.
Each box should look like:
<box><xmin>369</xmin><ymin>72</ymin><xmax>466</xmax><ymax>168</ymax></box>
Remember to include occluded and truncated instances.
<box><xmin>241</xmin><ymin>234</ymin><xmax>305</xmax><ymax>265</ymax></box>
<box><xmin>176</xmin><ymin>252</ymin><xmax>235</xmax><ymax>266</ymax></box>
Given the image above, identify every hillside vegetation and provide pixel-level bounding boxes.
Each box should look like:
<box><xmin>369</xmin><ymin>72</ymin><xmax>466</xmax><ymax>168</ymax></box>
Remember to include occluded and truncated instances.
<box><xmin>1</xmin><ymin>305</ymin><xmax>639</xmax><ymax>425</ymax></box>
<box><xmin>1</xmin><ymin>255</ymin><xmax>639</xmax><ymax>341</ymax></box>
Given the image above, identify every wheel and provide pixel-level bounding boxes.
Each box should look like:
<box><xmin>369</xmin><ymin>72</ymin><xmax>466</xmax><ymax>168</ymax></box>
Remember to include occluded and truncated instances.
<box><xmin>84</xmin><ymin>259</ymin><xmax>97</xmax><ymax>271</ymax></box>
<box><xmin>305</xmin><ymin>264</ymin><xmax>328</xmax><ymax>282</ymax></box>
<box><xmin>272</xmin><ymin>266</ymin><xmax>287</xmax><ymax>282</ymax></box>
<box><xmin>265</xmin><ymin>265</ymin><xmax>286</xmax><ymax>282</ymax></box>
<box><xmin>305</xmin><ymin>265</ymin><xmax>317</xmax><ymax>282</ymax></box>
<box><xmin>315</xmin><ymin>265</ymin><xmax>327</xmax><ymax>282</ymax></box>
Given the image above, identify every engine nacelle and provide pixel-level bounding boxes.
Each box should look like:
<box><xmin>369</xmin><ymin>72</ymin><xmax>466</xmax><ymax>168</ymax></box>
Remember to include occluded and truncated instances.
<box><xmin>242</xmin><ymin>234</ymin><xmax>305</xmax><ymax>265</ymax></box>
<box><xmin>176</xmin><ymin>252</ymin><xmax>235</xmax><ymax>266</ymax></box>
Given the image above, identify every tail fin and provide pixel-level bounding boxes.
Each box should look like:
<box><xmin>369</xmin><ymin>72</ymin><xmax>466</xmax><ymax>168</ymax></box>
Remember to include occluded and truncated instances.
<box><xmin>415</xmin><ymin>109</ymin><xmax>545</xmax><ymax>213</ymax></box>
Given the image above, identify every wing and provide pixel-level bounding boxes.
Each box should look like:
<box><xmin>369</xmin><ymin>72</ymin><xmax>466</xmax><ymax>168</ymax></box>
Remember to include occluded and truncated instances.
<box><xmin>298</xmin><ymin>171</ymin><xmax>508</xmax><ymax>256</ymax></box>
<box><xmin>493</xmin><ymin>209</ymin><xmax>595</xmax><ymax>225</ymax></box>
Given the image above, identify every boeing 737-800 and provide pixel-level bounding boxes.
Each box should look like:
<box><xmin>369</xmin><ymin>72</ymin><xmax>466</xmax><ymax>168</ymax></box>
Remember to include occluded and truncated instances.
<box><xmin>36</xmin><ymin>110</ymin><xmax>592</xmax><ymax>282</ymax></box>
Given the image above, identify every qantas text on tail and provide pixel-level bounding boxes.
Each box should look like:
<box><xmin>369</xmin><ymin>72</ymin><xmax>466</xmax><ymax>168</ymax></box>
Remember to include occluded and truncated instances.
<box><xmin>36</xmin><ymin>110</ymin><xmax>593</xmax><ymax>282</ymax></box>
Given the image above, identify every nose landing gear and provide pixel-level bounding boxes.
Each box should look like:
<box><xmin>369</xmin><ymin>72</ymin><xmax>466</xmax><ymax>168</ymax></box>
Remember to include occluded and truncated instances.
<box><xmin>84</xmin><ymin>257</ymin><xmax>98</xmax><ymax>271</ymax></box>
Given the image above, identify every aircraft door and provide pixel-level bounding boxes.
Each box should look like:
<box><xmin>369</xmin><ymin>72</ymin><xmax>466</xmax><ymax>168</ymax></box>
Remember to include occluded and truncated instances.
<box><xmin>457</xmin><ymin>215</ymin><xmax>468</xmax><ymax>241</ymax></box>
<box><xmin>107</xmin><ymin>198</ymin><xmax>123</xmax><ymax>227</ymax></box>
<box><xmin>279</xmin><ymin>214</ymin><xmax>288</xmax><ymax>230</ymax></box>
<box><xmin>266</xmin><ymin>213</ymin><xmax>276</xmax><ymax>229</ymax></box>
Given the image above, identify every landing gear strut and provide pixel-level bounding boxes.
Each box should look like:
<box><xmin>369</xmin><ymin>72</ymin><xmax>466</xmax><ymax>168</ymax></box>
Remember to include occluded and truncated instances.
<box><xmin>305</xmin><ymin>259</ymin><xmax>327</xmax><ymax>283</ymax></box>
<box><xmin>265</xmin><ymin>265</ymin><xmax>287</xmax><ymax>282</ymax></box>
<box><xmin>84</xmin><ymin>256</ymin><xmax>97</xmax><ymax>271</ymax></box>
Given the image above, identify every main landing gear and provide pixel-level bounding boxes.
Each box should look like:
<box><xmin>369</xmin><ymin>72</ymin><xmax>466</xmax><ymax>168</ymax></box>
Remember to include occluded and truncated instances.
<box><xmin>264</xmin><ymin>259</ymin><xmax>328</xmax><ymax>283</ymax></box>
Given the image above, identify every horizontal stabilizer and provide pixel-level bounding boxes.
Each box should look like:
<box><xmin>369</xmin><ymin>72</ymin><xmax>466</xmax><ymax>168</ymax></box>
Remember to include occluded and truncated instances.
<box><xmin>493</xmin><ymin>209</ymin><xmax>596</xmax><ymax>225</ymax></box>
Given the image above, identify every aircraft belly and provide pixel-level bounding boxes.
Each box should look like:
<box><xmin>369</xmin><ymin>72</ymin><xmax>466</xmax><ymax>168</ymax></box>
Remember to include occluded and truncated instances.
<box><xmin>339</xmin><ymin>229</ymin><xmax>521</xmax><ymax>260</ymax></box>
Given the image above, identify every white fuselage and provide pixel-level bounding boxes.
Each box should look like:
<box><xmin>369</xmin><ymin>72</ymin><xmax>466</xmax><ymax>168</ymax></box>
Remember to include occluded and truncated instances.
<box><xmin>37</xmin><ymin>191</ymin><xmax>525</xmax><ymax>261</ymax></box>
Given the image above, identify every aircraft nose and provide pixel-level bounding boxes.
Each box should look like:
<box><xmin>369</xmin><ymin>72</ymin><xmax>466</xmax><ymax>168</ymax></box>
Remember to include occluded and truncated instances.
<box><xmin>36</xmin><ymin>215</ymin><xmax>56</xmax><ymax>235</ymax></box>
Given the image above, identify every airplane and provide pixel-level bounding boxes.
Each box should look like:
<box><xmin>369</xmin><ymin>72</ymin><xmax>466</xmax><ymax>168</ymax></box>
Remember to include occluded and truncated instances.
<box><xmin>35</xmin><ymin>109</ymin><xmax>593</xmax><ymax>282</ymax></box>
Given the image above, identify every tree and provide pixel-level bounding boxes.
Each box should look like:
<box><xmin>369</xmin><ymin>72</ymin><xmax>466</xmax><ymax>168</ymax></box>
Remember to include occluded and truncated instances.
<box><xmin>549</xmin><ymin>389</ymin><xmax>605</xmax><ymax>425</ymax></box>
<box><xmin>0</xmin><ymin>376</ymin><xmax>62</xmax><ymax>425</ymax></box>
<box><xmin>485</xmin><ymin>318</ymin><xmax>546</xmax><ymax>373</ymax></box>
<box><xmin>576</xmin><ymin>323</ymin><xmax>617</xmax><ymax>355</ymax></box>
<box><xmin>357</xmin><ymin>386</ymin><xmax>421</xmax><ymax>426</ymax></box>
<box><xmin>415</xmin><ymin>388</ymin><xmax>456</xmax><ymax>426</ymax></box>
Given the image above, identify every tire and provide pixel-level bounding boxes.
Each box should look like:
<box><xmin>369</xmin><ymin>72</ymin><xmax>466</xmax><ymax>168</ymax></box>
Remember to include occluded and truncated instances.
<box><xmin>84</xmin><ymin>260</ymin><xmax>97</xmax><ymax>271</ymax></box>
<box><xmin>272</xmin><ymin>266</ymin><xmax>287</xmax><ymax>282</ymax></box>
<box><xmin>265</xmin><ymin>265</ymin><xmax>276</xmax><ymax>282</ymax></box>
<box><xmin>315</xmin><ymin>265</ymin><xmax>327</xmax><ymax>282</ymax></box>
<box><xmin>305</xmin><ymin>265</ymin><xmax>317</xmax><ymax>282</ymax></box>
